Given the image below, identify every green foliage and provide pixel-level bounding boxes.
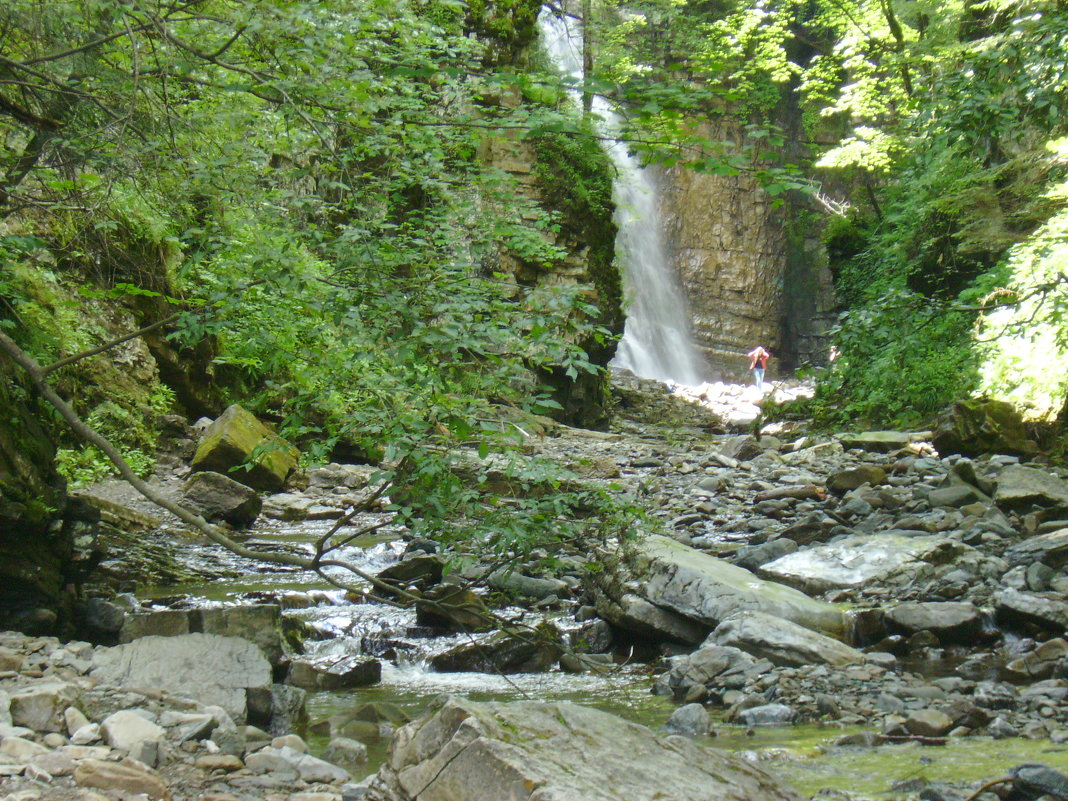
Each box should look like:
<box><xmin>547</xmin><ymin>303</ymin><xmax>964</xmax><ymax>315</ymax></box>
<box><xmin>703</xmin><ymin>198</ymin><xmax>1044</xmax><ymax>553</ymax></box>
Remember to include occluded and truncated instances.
<box><xmin>808</xmin><ymin>291</ymin><xmax>981</xmax><ymax>427</ymax></box>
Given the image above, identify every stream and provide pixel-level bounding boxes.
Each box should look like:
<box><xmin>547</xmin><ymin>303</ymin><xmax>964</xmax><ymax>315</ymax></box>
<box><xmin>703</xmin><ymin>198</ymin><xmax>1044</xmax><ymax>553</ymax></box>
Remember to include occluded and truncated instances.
<box><xmin>139</xmin><ymin>513</ymin><xmax>1068</xmax><ymax>799</ymax></box>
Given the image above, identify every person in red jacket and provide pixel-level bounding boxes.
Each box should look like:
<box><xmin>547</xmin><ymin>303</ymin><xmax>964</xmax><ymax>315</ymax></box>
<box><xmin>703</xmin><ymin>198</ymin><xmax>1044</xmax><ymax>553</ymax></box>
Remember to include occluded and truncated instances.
<box><xmin>747</xmin><ymin>345</ymin><xmax>770</xmax><ymax>391</ymax></box>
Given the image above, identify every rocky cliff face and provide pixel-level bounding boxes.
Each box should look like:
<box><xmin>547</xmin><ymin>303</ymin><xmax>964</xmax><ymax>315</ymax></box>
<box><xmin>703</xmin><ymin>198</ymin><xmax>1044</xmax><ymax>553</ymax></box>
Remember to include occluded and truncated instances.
<box><xmin>657</xmin><ymin>120</ymin><xmax>835</xmax><ymax>378</ymax></box>
<box><xmin>0</xmin><ymin>357</ymin><xmax>75</xmax><ymax>634</ymax></box>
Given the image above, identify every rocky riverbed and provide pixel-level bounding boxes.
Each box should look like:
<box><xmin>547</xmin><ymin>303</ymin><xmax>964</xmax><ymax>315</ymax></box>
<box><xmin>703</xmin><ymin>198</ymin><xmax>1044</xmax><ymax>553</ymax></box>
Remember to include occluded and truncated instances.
<box><xmin>5</xmin><ymin>372</ymin><xmax>1068</xmax><ymax>800</ymax></box>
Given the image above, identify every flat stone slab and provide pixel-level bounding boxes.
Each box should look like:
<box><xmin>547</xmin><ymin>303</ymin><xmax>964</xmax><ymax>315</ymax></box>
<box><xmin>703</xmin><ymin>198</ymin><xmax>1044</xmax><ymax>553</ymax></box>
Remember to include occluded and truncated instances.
<box><xmin>365</xmin><ymin>696</ymin><xmax>803</xmax><ymax>801</ymax></box>
<box><xmin>839</xmin><ymin>431</ymin><xmax>916</xmax><ymax>453</ymax></box>
<box><xmin>91</xmin><ymin>633</ymin><xmax>271</xmax><ymax>722</ymax></box>
<box><xmin>635</xmin><ymin>536</ymin><xmax>847</xmax><ymax>638</ymax></box>
<box><xmin>710</xmin><ymin>612</ymin><xmax>864</xmax><ymax>667</ymax></box>
<box><xmin>758</xmin><ymin>534</ymin><xmax>956</xmax><ymax>595</ymax></box>
<box><xmin>995</xmin><ymin>465</ymin><xmax>1068</xmax><ymax>511</ymax></box>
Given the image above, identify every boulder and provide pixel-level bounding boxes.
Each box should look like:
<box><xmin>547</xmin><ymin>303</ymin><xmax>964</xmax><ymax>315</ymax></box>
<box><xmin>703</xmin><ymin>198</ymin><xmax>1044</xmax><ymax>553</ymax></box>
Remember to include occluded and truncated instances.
<box><xmin>74</xmin><ymin>758</ymin><xmax>171</xmax><ymax>801</ymax></box>
<box><xmin>995</xmin><ymin>465</ymin><xmax>1068</xmax><ymax>511</ymax></box>
<box><xmin>91</xmin><ymin>633</ymin><xmax>272</xmax><ymax>722</ymax></box>
<box><xmin>839</xmin><ymin>431</ymin><xmax>913</xmax><ymax>453</ymax></box>
<box><xmin>995</xmin><ymin>589</ymin><xmax>1068</xmax><ymax>632</ymax></box>
<box><xmin>709</xmin><ymin>612</ymin><xmax>864</xmax><ymax>667</ymax></box>
<box><xmin>180</xmin><ymin>471</ymin><xmax>262</xmax><ymax>526</ymax></box>
<box><xmin>429</xmin><ymin>626</ymin><xmax>562</xmax><ymax>674</ymax></box>
<box><xmin>737</xmin><ymin>703</ymin><xmax>798</xmax><ymax>727</ymax></box>
<box><xmin>827</xmin><ymin>466</ymin><xmax>887</xmax><ymax>493</ymax></box>
<box><xmin>119</xmin><ymin>605</ymin><xmax>283</xmax><ymax>666</ymax></box>
<box><xmin>904</xmin><ymin>709</ymin><xmax>954</xmax><ymax>738</ymax></box>
<box><xmin>8</xmin><ymin>681</ymin><xmax>81</xmax><ymax>733</ymax></box>
<box><xmin>593</xmin><ymin>589</ymin><xmax>710</xmax><ymax>645</ymax></box>
<box><xmin>621</xmin><ymin>535</ymin><xmax>847</xmax><ymax>639</ymax></box>
<box><xmin>415</xmin><ymin>585</ymin><xmax>492</xmax><ymax>632</ymax></box>
<box><xmin>884</xmin><ymin>602</ymin><xmax>983</xmax><ymax>644</ymax></box>
<box><xmin>664</xmin><ymin>703</ymin><xmax>709</xmax><ymax>736</ymax></box>
<box><xmin>1005</xmin><ymin>639</ymin><xmax>1068</xmax><ymax>680</ymax></box>
<box><xmin>759</xmin><ymin>534</ymin><xmax>960</xmax><ymax>595</ymax></box>
<box><xmin>932</xmin><ymin>399</ymin><xmax>1038</xmax><ymax>458</ymax></box>
<box><xmin>287</xmin><ymin>657</ymin><xmax>382</xmax><ymax>691</ymax></box>
<box><xmin>488</xmin><ymin>569</ymin><xmax>569</xmax><ymax>600</ymax></box>
<box><xmin>365</xmin><ymin>696</ymin><xmax>803</xmax><ymax>801</ymax></box>
<box><xmin>376</xmin><ymin>554</ymin><xmax>444</xmax><ymax>591</ymax></box>
<box><xmin>100</xmin><ymin>710</ymin><xmax>165</xmax><ymax>752</ymax></box>
<box><xmin>191</xmin><ymin>404</ymin><xmax>299</xmax><ymax>492</ymax></box>
<box><xmin>1007</xmin><ymin>529</ymin><xmax>1068</xmax><ymax>569</ymax></box>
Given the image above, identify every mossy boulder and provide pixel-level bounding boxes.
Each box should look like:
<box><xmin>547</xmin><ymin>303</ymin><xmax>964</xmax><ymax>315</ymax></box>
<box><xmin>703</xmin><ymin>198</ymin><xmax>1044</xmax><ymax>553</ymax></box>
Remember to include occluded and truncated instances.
<box><xmin>932</xmin><ymin>399</ymin><xmax>1039</xmax><ymax>457</ymax></box>
<box><xmin>191</xmin><ymin>405</ymin><xmax>299</xmax><ymax>492</ymax></box>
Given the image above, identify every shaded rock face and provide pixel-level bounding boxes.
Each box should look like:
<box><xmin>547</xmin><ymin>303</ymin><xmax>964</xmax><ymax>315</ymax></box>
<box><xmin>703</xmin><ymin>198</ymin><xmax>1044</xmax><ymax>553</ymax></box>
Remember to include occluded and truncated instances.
<box><xmin>657</xmin><ymin>121</ymin><xmax>835</xmax><ymax>375</ymax></box>
<box><xmin>180</xmin><ymin>470</ymin><xmax>262</xmax><ymax>526</ymax></box>
<box><xmin>932</xmin><ymin>399</ymin><xmax>1039</xmax><ymax>458</ymax></box>
<box><xmin>366</xmin><ymin>696</ymin><xmax>804</xmax><ymax>801</ymax></box>
<box><xmin>0</xmin><ymin>359</ymin><xmax>74</xmax><ymax>634</ymax></box>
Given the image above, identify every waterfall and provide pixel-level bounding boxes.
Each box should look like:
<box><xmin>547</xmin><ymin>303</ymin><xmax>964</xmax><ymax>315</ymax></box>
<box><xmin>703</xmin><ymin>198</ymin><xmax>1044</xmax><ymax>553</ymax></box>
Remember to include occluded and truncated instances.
<box><xmin>538</xmin><ymin>10</ymin><xmax>706</xmax><ymax>386</ymax></box>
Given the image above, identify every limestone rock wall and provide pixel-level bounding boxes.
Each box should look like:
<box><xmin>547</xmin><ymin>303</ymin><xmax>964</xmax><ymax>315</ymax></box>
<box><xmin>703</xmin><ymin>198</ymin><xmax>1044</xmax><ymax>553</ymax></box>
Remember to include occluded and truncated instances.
<box><xmin>657</xmin><ymin>120</ymin><xmax>835</xmax><ymax>379</ymax></box>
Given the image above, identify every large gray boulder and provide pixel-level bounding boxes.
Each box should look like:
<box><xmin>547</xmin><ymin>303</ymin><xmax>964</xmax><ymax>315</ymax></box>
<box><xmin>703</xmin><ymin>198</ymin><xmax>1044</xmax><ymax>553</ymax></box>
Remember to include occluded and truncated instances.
<box><xmin>91</xmin><ymin>634</ymin><xmax>272</xmax><ymax>722</ymax></box>
<box><xmin>932</xmin><ymin>399</ymin><xmax>1038</xmax><ymax>458</ymax></box>
<box><xmin>618</xmin><ymin>536</ymin><xmax>847</xmax><ymax>639</ymax></box>
<box><xmin>180</xmin><ymin>471</ymin><xmax>262</xmax><ymax>526</ymax></box>
<box><xmin>365</xmin><ymin>696</ymin><xmax>803</xmax><ymax>801</ymax></box>
<box><xmin>994</xmin><ymin>465</ymin><xmax>1068</xmax><ymax>511</ymax></box>
<box><xmin>593</xmin><ymin>590</ymin><xmax>710</xmax><ymax>645</ymax></box>
<box><xmin>759</xmin><ymin>534</ymin><xmax>961</xmax><ymax>595</ymax></box>
<box><xmin>1007</xmin><ymin>528</ymin><xmax>1068</xmax><ymax>569</ymax></box>
<box><xmin>995</xmin><ymin>589</ymin><xmax>1068</xmax><ymax>632</ymax></box>
<box><xmin>884</xmin><ymin>601</ymin><xmax>983</xmax><ymax>644</ymax></box>
<box><xmin>709</xmin><ymin>612</ymin><xmax>865</xmax><ymax>667</ymax></box>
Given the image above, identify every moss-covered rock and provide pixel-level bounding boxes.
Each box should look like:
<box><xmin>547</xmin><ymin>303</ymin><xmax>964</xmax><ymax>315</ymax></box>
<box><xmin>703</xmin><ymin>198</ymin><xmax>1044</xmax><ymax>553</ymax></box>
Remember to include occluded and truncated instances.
<box><xmin>0</xmin><ymin>355</ymin><xmax>72</xmax><ymax>633</ymax></box>
<box><xmin>191</xmin><ymin>404</ymin><xmax>299</xmax><ymax>492</ymax></box>
<box><xmin>932</xmin><ymin>399</ymin><xmax>1039</xmax><ymax>457</ymax></box>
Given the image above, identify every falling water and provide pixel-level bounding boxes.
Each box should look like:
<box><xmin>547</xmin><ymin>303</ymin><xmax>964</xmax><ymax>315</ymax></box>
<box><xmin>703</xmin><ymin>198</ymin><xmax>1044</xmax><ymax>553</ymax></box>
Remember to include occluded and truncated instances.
<box><xmin>538</xmin><ymin>10</ymin><xmax>706</xmax><ymax>386</ymax></box>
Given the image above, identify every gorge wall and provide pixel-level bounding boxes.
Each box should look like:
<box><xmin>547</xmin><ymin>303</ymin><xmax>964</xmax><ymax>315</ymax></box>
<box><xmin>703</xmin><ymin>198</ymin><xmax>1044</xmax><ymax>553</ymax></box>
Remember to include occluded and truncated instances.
<box><xmin>657</xmin><ymin>121</ymin><xmax>836</xmax><ymax>380</ymax></box>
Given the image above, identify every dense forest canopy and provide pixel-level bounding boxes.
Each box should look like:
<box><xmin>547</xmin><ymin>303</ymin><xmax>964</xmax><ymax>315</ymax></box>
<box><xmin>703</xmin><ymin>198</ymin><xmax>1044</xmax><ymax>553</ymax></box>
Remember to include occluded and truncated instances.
<box><xmin>1</xmin><ymin>0</ymin><xmax>1066</xmax><ymax>526</ymax></box>
<box><xmin>581</xmin><ymin>0</ymin><xmax>1068</xmax><ymax>427</ymax></box>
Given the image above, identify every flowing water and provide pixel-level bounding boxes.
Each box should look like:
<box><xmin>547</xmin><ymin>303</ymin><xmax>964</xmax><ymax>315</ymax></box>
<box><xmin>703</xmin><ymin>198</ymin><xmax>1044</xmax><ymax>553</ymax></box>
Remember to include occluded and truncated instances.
<box><xmin>142</xmin><ymin>514</ymin><xmax>1068</xmax><ymax>798</ymax></box>
<box><xmin>538</xmin><ymin>10</ymin><xmax>706</xmax><ymax>386</ymax></box>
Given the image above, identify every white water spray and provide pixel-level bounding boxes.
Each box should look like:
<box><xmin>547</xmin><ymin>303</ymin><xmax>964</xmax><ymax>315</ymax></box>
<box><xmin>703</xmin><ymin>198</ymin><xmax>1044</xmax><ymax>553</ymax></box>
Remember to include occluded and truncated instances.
<box><xmin>538</xmin><ymin>10</ymin><xmax>705</xmax><ymax>385</ymax></box>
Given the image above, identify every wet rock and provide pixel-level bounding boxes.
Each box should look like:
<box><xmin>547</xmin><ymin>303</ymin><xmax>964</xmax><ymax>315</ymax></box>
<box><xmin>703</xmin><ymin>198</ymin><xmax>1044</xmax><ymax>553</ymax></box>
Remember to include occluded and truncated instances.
<box><xmin>988</xmin><ymin>716</ymin><xmax>1018</xmax><ymax>738</ymax></box>
<box><xmin>759</xmin><ymin>534</ymin><xmax>961</xmax><ymax>595</ymax></box>
<box><xmin>415</xmin><ymin>585</ymin><xmax>492</xmax><ymax>632</ymax></box>
<box><xmin>83</xmin><ymin>597</ymin><xmax>126</xmax><ymax>634</ymax></box>
<box><xmin>974</xmin><ymin>681</ymin><xmax>1019</xmax><ymax>710</ymax></box>
<box><xmin>884</xmin><ymin>602</ymin><xmax>982</xmax><ymax>645</ymax></box>
<box><xmin>592</xmin><ymin>589</ymin><xmax>709</xmax><ymax>645</ymax></box>
<box><xmin>287</xmin><ymin>657</ymin><xmax>382</xmax><ymax>691</ymax></box>
<box><xmin>709</xmin><ymin>612</ymin><xmax>864</xmax><ymax>668</ymax></box>
<box><xmin>191</xmin><ymin>404</ymin><xmax>299</xmax><ymax>492</ymax></box>
<box><xmin>732</xmin><ymin>539</ymin><xmax>798</xmax><ymax>571</ymax></box>
<box><xmin>737</xmin><ymin>703</ymin><xmax>798</xmax><ymax>727</ymax></box>
<box><xmin>180</xmin><ymin>471</ymin><xmax>262</xmax><ymax>526</ymax></box>
<box><xmin>324</xmin><ymin>736</ymin><xmax>368</xmax><ymax>768</ymax></box>
<box><xmin>995</xmin><ymin>465</ymin><xmax>1068</xmax><ymax>512</ymax></box>
<box><xmin>429</xmin><ymin>625</ymin><xmax>562</xmax><ymax>674</ymax></box>
<box><xmin>488</xmin><ymin>569</ymin><xmax>569</xmax><ymax>600</ymax></box>
<box><xmin>246</xmin><ymin>744</ymin><xmax>350</xmax><ymax>782</ymax></box>
<box><xmin>376</xmin><ymin>554</ymin><xmax>444</xmax><ymax>591</ymax></box>
<box><xmin>569</xmin><ymin>619</ymin><xmax>614</xmax><ymax>653</ymax></box>
<box><xmin>932</xmin><ymin>399</ymin><xmax>1038</xmax><ymax>458</ymax></box>
<box><xmin>904</xmin><ymin>709</ymin><xmax>953</xmax><ymax>738</ymax></box>
<box><xmin>664</xmin><ymin>703</ymin><xmax>709</xmax><ymax>736</ymax></box>
<box><xmin>120</xmin><ymin>609</ymin><xmax>191</xmax><ymax>641</ymax></box>
<box><xmin>91</xmin><ymin>633</ymin><xmax>272</xmax><ymax>723</ymax></box>
<box><xmin>366</xmin><ymin>696</ymin><xmax>802</xmax><ymax>801</ymax></box>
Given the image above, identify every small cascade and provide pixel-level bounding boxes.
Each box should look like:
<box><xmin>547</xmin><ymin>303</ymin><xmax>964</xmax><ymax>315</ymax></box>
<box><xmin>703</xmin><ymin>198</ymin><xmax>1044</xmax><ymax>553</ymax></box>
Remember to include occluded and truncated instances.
<box><xmin>538</xmin><ymin>10</ymin><xmax>705</xmax><ymax>386</ymax></box>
